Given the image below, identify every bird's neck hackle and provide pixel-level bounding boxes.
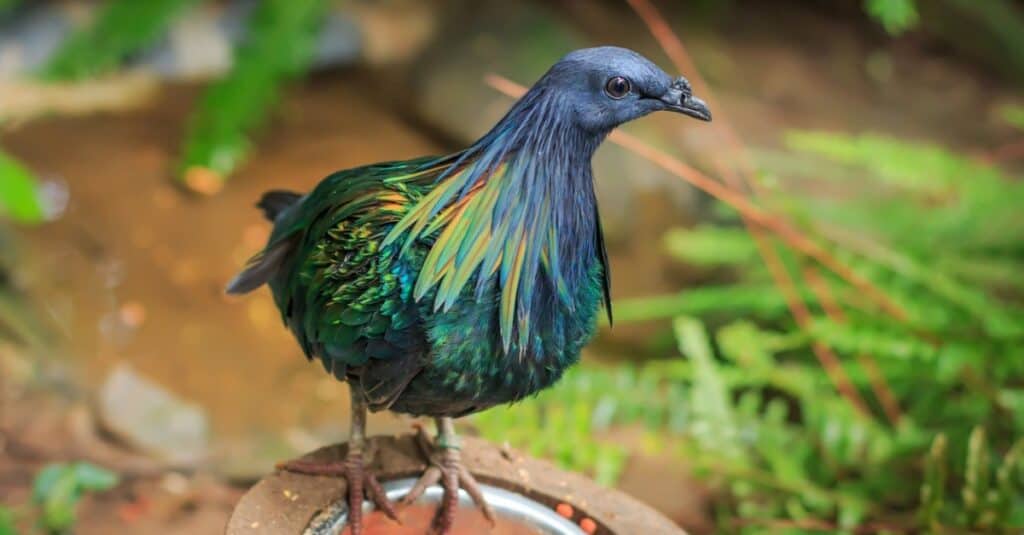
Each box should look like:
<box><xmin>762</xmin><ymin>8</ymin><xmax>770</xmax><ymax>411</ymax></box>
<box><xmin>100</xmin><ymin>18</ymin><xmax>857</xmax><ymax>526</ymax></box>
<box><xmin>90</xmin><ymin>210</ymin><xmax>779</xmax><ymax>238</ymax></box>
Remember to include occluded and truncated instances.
<box><xmin>385</xmin><ymin>81</ymin><xmax>610</xmax><ymax>354</ymax></box>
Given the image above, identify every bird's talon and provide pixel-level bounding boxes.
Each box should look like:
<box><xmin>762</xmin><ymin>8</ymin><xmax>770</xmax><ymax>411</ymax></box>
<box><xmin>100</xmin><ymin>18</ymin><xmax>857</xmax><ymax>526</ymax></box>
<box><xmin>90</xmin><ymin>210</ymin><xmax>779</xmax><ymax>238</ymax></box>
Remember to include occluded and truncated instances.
<box><xmin>365</xmin><ymin>472</ymin><xmax>399</xmax><ymax>522</ymax></box>
<box><xmin>400</xmin><ymin>465</ymin><xmax>441</xmax><ymax>506</ymax></box>
<box><xmin>277</xmin><ymin>449</ymin><xmax>399</xmax><ymax>535</ymax></box>
<box><xmin>458</xmin><ymin>465</ymin><xmax>496</xmax><ymax>525</ymax></box>
<box><xmin>404</xmin><ymin>419</ymin><xmax>495</xmax><ymax>534</ymax></box>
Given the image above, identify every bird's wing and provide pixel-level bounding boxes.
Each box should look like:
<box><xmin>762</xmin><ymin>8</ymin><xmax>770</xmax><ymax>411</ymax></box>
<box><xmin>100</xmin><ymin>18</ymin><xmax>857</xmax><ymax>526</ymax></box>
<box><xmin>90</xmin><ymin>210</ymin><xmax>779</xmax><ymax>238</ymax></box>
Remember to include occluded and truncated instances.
<box><xmin>268</xmin><ymin>157</ymin><xmax>449</xmax><ymax>408</ymax></box>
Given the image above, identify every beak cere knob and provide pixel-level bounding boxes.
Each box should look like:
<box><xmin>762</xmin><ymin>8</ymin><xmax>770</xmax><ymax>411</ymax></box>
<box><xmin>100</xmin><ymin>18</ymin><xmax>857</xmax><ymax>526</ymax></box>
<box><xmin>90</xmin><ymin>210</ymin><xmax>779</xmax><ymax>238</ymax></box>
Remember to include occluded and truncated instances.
<box><xmin>661</xmin><ymin>76</ymin><xmax>712</xmax><ymax>121</ymax></box>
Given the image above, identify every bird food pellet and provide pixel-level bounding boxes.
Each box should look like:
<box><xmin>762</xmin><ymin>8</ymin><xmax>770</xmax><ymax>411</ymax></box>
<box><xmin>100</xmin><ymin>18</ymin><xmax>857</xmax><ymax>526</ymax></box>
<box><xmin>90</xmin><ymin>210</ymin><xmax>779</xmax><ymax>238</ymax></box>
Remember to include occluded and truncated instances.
<box><xmin>580</xmin><ymin>517</ymin><xmax>597</xmax><ymax>534</ymax></box>
<box><xmin>555</xmin><ymin>503</ymin><xmax>574</xmax><ymax>518</ymax></box>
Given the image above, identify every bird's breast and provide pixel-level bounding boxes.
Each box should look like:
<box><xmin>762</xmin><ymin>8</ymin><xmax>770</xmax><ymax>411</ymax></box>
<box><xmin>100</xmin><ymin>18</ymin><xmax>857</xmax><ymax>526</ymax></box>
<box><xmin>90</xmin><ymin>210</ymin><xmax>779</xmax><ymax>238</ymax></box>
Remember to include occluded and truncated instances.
<box><xmin>415</xmin><ymin>257</ymin><xmax>605</xmax><ymax>406</ymax></box>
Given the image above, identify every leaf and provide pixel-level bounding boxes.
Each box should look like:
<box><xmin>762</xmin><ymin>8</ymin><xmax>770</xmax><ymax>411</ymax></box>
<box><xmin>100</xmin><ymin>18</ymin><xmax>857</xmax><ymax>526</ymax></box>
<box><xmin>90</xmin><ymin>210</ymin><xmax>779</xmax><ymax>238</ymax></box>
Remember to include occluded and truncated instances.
<box><xmin>0</xmin><ymin>507</ymin><xmax>15</xmax><ymax>535</ymax></box>
<box><xmin>41</xmin><ymin>0</ymin><xmax>199</xmax><ymax>80</ymax></box>
<box><xmin>40</xmin><ymin>469</ymin><xmax>80</xmax><ymax>533</ymax></box>
<box><xmin>864</xmin><ymin>0</ymin><xmax>920</xmax><ymax>36</ymax></box>
<box><xmin>995</xmin><ymin>438</ymin><xmax>1024</xmax><ymax>521</ymax></box>
<box><xmin>178</xmin><ymin>0</ymin><xmax>329</xmax><ymax>189</ymax></box>
<box><xmin>807</xmin><ymin>317</ymin><xmax>940</xmax><ymax>361</ymax></box>
<box><xmin>0</xmin><ymin>150</ymin><xmax>45</xmax><ymax>224</ymax></box>
<box><xmin>32</xmin><ymin>464</ymin><xmax>70</xmax><ymax>504</ymax></box>
<box><xmin>673</xmin><ymin>316</ymin><xmax>739</xmax><ymax>458</ymax></box>
<box><xmin>612</xmin><ymin>283</ymin><xmax>811</xmax><ymax>323</ymax></box>
<box><xmin>962</xmin><ymin>427</ymin><xmax>990</xmax><ymax>521</ymax></box>
<box><xmin>716</xmin><ymin>320</ymin><xmax>779</xmax><ymax>370</ymax></box>
<box><xmin>71</xmin><ymin>463</ymin><xmax>119</xmax><ymax>492</ymax></box>
<box><xmin>920</xmin><ymin>434</ymin><xmax>947</xmax><ymax>528</ymax></box>
<box><xmin>784</xmin><ymin>130</ymin><xmax>1008</xmax><ymax>194</ymax></box>
<box><xmin>0</xmin><ymin>0</ymin><xmax>21</xmax><ymax>15</ymax></box>
<box><xmin>998</xmin><ymin>104</ymin><xmax>1024</xmax><ymax>131</ymax></box>
<box><xmin>31</xmin><ymin>462</ymin><xmax>119</xmax><ymax>533</ymax></box>
<box><xmin>663</xmin><ymin>225</ymin><xmax>758</xmax><ymax>267</ymax></box>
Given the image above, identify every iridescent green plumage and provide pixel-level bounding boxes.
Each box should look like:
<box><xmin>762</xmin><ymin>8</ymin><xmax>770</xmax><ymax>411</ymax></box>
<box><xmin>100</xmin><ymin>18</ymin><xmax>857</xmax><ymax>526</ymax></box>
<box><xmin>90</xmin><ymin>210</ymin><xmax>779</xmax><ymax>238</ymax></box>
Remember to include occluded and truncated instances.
<box><xmin>227</xmin><ymin>46</ymin><xmax>714</xmax><ymax>419</ymax></box>
<box><xmin>236</xmin><ymin>150</ymin><xmax>605</xmax><ymax>416</ymax></box>
<box><xmin>227</xmin><ymin>46</ymin><xmax>712</xmax><ymax>535</ymax></box>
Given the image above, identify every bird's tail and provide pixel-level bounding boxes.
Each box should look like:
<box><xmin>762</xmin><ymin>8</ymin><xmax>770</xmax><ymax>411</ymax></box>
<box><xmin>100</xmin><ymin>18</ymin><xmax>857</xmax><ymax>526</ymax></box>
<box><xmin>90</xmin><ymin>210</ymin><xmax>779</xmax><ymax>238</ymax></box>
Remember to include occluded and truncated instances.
<box><xmin>256</xmin><ymin>190</ymin><xmax>302</xmax><ymax>222</ymax></box>
<box><xmin>225</xmin><ymin>190</ymin><xmax>303</xmax><ymax>295</ymax></box>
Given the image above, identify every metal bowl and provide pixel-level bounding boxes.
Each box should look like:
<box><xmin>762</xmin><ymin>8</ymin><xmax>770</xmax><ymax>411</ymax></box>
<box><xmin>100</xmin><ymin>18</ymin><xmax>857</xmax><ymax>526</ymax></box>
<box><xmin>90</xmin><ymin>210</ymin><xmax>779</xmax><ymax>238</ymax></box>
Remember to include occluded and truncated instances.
<box><xmin>304</xmin><ymin>477</ymin><xmax>586</xmax><ymax>535</ymax></box>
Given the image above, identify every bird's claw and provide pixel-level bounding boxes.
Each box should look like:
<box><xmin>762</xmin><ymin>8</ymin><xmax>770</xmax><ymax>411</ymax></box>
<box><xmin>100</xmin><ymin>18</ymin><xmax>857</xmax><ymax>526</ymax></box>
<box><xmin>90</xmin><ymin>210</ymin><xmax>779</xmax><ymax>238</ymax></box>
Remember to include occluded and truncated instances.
<box><xmin>402</xmin><ymin>423</ymin><xmax>496</xmax><ymax>534</ymax></box>
<box><xmin>277</xmin><ymin>447</ymin><xmax>398</xmax><ymax>535</ymax></box>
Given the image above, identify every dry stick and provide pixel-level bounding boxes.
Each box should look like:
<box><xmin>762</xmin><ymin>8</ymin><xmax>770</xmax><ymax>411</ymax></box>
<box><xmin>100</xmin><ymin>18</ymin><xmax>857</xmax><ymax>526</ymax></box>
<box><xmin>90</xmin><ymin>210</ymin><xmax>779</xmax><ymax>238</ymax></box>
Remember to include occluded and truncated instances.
<box><xmin>751</xmin><ymin>227</ymin><xmax>872</xmax><ymax>417</ymax></box>
<box><xmin>621</xmin><ymin>0</ymin><xmax>906</xmax><ymax>322</ymax></box>
<box><xmin>804</xmin><ymin>266</ymin><xmax>904</xmax><ymax>425</ymax></box>
<box><xmin>623</xmin><ymin>0</ymin><xmax>908</xmax><ymax>315</ymax></box>
<box><xmin>712</xmin><ymin>161</ymin><xmax>872</xmax><ymax>418</ymax></box>
<box><xmin>622</xmin><ymin>0</ymin><xmax>903</xmax><ymax>422</ymax></box>
<box><xmin>623</xmin><ymin>0</ymin><xmax>756</xmax><ymax>179</ymax></box>
<box><xmin>617</xmin><ymin>130</ymin><xmax>908</xmax><ymax>320</ymax></box>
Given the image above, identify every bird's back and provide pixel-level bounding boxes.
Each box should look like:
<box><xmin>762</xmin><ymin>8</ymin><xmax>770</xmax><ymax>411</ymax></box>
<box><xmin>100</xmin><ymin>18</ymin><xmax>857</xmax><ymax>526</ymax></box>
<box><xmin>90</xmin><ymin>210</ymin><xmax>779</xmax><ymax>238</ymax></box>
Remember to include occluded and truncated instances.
<box><xmin>260</xmin><ymin>157</ymin><xmax>440</xmax><ymax>411</ymax></box>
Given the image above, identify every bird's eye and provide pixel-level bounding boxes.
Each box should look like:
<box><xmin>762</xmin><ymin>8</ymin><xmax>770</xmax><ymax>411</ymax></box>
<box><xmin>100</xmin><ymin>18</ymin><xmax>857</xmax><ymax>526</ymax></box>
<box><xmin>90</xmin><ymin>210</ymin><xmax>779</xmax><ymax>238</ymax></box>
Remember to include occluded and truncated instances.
<box><xmin>604</xmin><ymin>76</ymin><xmax>631</xmax><ymax>99</ymax></box>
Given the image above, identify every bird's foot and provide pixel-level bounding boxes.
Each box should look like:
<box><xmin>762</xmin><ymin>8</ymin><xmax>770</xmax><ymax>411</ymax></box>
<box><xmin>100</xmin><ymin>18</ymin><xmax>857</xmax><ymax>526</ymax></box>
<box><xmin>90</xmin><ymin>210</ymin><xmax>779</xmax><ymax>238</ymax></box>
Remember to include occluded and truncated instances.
<box><xmin>401</xmin><ymin>424</ymin><xmax>496</xmax><ymax>535</ymax></box>
<box><xmin>276</xmin><ymin>445</ymin><xmax>397</xmax><ymax>535</ymax></box>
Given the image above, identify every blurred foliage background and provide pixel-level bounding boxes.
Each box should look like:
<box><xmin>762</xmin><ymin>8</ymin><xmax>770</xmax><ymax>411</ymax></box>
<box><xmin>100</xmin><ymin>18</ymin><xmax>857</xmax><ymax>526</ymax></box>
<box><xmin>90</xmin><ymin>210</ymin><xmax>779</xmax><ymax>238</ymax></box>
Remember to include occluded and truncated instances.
<box><xmin>1</xmin><ymin>0</ymin><xmax>1023</xmax><ymax>533</ymax></box>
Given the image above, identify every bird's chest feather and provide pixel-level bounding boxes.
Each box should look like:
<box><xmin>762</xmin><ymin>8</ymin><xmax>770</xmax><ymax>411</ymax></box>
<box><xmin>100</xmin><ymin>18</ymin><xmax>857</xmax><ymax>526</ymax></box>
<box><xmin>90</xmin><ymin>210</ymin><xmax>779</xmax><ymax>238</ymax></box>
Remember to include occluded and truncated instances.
<box><xmin>417</xmin><ymin>253</ymin><xmax>605</xmax><ymax>404</ymax></box>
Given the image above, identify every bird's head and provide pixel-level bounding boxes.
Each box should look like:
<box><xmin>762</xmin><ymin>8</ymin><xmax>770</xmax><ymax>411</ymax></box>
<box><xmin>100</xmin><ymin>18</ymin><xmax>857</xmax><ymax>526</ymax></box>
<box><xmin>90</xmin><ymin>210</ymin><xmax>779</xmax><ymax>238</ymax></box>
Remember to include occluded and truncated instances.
<box><xmin>539</xmin><ymin>46</ymin><xmax>711</xmax><ymax>134</ymax></box>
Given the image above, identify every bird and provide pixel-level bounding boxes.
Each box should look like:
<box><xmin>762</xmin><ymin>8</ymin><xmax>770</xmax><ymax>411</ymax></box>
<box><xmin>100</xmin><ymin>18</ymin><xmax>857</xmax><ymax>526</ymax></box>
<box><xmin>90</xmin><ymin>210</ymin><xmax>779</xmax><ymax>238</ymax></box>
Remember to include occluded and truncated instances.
<box><xmin>226</xmin><ymin>45</ymin><xmax>710</xmax><ymax>535</ymax></box>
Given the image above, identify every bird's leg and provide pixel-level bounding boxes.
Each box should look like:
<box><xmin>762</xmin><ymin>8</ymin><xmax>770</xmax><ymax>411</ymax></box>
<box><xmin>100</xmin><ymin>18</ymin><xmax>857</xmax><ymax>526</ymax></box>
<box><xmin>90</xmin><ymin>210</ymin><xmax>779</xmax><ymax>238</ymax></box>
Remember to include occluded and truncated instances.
<box><xmin>275</xmin><ymin>388</ymin><xmax>397</xmax><ymax>535</ymax></box>
<box><xmin>401</xmin><ymin>417</ymin><xmax>496</xmax><ymax>535</ymax></box>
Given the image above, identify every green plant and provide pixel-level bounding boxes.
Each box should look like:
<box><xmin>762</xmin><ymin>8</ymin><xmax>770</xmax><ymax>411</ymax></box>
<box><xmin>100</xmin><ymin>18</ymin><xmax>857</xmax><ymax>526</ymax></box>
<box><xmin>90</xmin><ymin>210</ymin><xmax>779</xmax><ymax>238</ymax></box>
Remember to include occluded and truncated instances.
<box><xmin>999</xmin><ymin>104</ymin><xmax>1024</xmax><ymax>132</ymax></box>
<box><xmin>40</xmin><ymin>0</ymin><xmax>198</xmax><ymax>81</ymax></box>
<box><xmin>864</xmin><ymin>0</ymin><xmax>919</xmax><ymax>35</ymax></box>
<box><xmin>177</xmin><ymin>0</ymin><xmax>328</xmax><ymax>192</ymax></box>
<box><xmin>0</xmin><ymin>0</ymin><xmax>21</xmax><ymax>15</ymax></box>
<box><xmin>474</xmin><ymin>365</ymin><xmax>644</xmax><ymax>486</ymax></box>
<box><xmin>0</xmin><ymin>506</ymin><xmax>15</xmax><ymax>535</ymax></box>
<box><xmin>0</xmin><ymin>149</ymin><xmax>44</xmax><ymax>224</ymax></box>
<box><xmin>32</xmin><ymin>462</ymin><xmax>119</xmax><ymax>534</ymax></box>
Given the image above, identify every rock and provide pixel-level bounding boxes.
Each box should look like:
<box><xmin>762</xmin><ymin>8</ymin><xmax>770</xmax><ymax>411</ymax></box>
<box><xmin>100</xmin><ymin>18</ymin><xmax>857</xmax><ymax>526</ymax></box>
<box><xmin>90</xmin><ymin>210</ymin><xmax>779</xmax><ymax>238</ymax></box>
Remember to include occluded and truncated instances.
<box><xmin>97</xmin><ymin>364</ymin><xmax>209</xmax><ymax>466</ymax></box>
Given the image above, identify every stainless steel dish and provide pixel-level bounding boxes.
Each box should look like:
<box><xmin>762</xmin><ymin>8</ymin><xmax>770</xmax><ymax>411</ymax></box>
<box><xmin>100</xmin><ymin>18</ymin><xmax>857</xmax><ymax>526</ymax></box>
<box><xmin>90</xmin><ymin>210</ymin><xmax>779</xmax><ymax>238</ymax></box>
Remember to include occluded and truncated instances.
<box><xmin>304</xmin><ymin>477</ymin><xmax>586</xmax><ymax>535</ymax></box>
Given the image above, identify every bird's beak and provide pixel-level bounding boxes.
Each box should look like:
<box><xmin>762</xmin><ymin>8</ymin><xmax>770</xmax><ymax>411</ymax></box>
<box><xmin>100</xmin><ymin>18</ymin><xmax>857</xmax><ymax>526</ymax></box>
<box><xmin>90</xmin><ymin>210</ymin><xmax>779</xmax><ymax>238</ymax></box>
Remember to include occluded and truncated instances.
<box><xmin>661</xmin><ymin>77</ymin><xmax>712</xmax><ymax>122</ymax></box>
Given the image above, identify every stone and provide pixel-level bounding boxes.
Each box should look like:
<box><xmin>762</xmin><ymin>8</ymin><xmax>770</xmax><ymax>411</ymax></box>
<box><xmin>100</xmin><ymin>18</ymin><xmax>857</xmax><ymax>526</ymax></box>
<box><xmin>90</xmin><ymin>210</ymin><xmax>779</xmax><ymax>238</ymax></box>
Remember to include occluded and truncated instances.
<box><xmin>97</xmin><ymin>364</ymin><xmax>209</xmax><ymax>466</ymax></box>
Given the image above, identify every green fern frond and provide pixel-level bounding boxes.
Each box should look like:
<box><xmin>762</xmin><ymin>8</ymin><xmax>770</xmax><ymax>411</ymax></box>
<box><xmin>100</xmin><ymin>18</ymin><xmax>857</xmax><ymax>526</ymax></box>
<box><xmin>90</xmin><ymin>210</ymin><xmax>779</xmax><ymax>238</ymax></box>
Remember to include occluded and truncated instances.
<box><xmin>864</xmin><ymin>0</ymin><xmax>919</xmax><ymax>35</ymax></box>
<box><xmin>0</xmin><ymin>148</ymin><xmax>44</xmax><ymax>224</ymax></box>
<box><xmin>612</xmin><ymin>283</ymin><xmax>819</xmax><ymax>323</ymax></box>
<box><xmin>41</xmin><ymin>0</ymin><xmax>198</xmax><ymax>81</ymax></box>
<box><xmin>663</xmin><ymin>225</ymin><xmax>758</xmax><ymax>267</ymax></box>
<box><xmin>0</xmin><ymin>0</ymin><xmax>21</xmax><ymax>15</ymax></box>
<box><xmin>178</xmin><ymin>0</ymin><xmax>329</xmax><ymax>190</ymax></box>
<box><xmin>998</xmin><ymin>104</ymin><xmax>1024</xmax><ymax>131</ymax></box>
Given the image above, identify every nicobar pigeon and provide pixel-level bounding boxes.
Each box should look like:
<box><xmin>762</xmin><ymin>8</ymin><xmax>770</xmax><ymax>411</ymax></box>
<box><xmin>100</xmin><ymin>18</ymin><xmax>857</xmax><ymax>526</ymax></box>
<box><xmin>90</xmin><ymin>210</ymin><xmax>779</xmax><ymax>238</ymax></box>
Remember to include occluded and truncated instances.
<box><xmin>227</xmin><ymin>45</ymin><xmax>711</xmax><ymax>535</ymax></box>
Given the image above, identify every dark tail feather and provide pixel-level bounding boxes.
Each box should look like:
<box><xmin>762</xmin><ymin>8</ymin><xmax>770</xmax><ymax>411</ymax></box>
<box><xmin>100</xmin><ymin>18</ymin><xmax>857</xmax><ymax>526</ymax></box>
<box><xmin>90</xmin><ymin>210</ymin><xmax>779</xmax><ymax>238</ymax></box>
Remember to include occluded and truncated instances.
<box><xmin>257</xmin><ymin>190</ymin><xmax>302</xmax><ymax>221</ymax></box>
<box><xmin>226</xmin><ymin>190</ymin><xmax>303</xmax><ymax>295</ymax></box>
<box><xmin>225</xmin><ymin>238</ymin><xmax>294</xmax><ymax>294</ymax></box>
